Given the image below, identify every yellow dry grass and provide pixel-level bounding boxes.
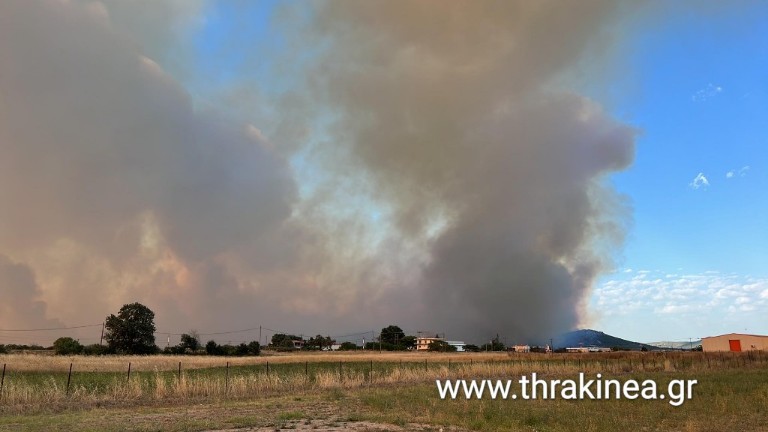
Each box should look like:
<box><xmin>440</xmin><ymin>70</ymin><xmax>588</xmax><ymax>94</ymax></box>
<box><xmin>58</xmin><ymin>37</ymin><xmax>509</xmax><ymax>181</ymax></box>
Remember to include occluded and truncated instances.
<box><xmin>0</xmin><ymin>351</ymin><xmax>513</xmax><ymax>372</ymax></box>
<box><xmin>1</xmin><ymin>350</ymin><xmax>764</xmax><ymax>412</ymax></box>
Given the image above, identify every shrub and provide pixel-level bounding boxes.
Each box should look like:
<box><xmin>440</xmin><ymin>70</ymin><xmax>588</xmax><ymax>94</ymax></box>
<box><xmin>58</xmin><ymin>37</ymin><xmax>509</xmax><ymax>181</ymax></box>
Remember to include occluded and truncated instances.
<box><xmin>428</xmin><ymin>340</ymin><xmax>457</xmax><ymax>352</ymax></box>
<box><xmin>53</xmin><ymin>337</ymin><xmax>84</xmax><ymax>355</ymax></box>
<box><xmin>82</xmin><ymin>344</ymin><xmax>109</xmax><ymax>355</ymax></box>
<box><xmin>339</xmin><ymin>342</ymin><xmax>358</xmax><ymax>351</ymax></box>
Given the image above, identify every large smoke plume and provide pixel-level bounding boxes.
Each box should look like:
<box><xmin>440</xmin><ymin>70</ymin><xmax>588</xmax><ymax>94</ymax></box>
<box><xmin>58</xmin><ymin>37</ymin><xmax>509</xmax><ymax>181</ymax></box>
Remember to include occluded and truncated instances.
<box><xmin>301</xmin><ymin>1</ymin><xmax>636</xmax><ymax>341</ymax></box>
<box><xmin>0</xmin><ymin>0</ymin><xmax>634</xmax><ymax>344</ymax></box>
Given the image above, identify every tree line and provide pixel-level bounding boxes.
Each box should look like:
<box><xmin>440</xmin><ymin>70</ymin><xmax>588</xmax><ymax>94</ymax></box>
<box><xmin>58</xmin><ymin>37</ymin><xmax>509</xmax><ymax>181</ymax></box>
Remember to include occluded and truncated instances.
<box><xmin>36</xmin><ymin>303</ymin><xmax>505</xmax><ymax>355</ymax></box>
<box><xmin>48</xmin><ymin>303</ymin><xmax>261</xmax><ymax>356</ymax></box>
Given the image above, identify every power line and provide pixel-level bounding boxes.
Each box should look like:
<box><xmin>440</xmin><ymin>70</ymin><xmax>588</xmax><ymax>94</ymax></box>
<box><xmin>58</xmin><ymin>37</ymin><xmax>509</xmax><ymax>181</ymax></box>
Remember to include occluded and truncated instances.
<box><xmin>0</xmin><ymin>323</ymin><xmax>102</xmax><ymax>332</ymax></box>
<box><xmin>329</xmin><ymin>330</ymin><xmax>375</xmax><ymax>340</ymax></box>
<box><xmin>198</xmin><ymin>326</ymin><xmax>262</xmax><ymax>336</ymax></box>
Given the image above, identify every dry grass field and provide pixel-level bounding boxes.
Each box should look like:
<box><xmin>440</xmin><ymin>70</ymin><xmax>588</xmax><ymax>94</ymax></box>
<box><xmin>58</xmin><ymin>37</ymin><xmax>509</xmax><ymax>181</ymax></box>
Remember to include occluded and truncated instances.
<box><xmin>0</xmin><ymin>350</ymin><xmax>766</xmax><ymax>431</ymax></box>
<box><xmin>0</xmin><ymin>351</ymin><xmax>514</xmax><ymax>373</ymax></box>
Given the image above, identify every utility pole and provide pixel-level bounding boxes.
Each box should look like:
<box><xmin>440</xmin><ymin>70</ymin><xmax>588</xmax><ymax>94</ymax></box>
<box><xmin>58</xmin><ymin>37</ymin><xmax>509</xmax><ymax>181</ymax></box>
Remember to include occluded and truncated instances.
<box><xmin>259</xmin><ymin>326</ymin><xmax>262</xmax><ymax>346</ymax></box>
<box><xmin>99</xmin><ymin>321</ymin><xmax>105</xmax><ymax>346</ymax></box>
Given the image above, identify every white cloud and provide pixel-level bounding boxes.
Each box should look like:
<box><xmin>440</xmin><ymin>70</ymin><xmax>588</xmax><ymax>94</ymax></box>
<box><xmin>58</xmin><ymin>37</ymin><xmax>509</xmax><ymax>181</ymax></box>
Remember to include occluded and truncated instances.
<box><xmin>692</xmin><ymin>83</ymin><xmax>724</xmax><ymax>102</ymax></box>
<box><xmin>593</xmin><ymin>270</ymin><xmax>768</xmax><ymax>320</ymax></box>
<box><xmin>739</xmin><ymin>166</ymin><xmax>750</xmax><ymax>177</ymax></box>
<box><xmin>689</xmin><ymin>172</ymin><xmax>709</xmax><ymax>189</ymax></box>
<box><xmin>726</xmin><ymin>166</ymin><xmax>750</xmax><ymax>179</ymax></box>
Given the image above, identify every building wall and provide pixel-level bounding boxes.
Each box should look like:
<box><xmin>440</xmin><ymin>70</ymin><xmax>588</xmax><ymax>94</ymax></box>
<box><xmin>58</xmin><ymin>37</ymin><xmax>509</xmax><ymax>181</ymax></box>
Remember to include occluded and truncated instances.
<box><xmin>446</xmin><ymin>341</ymin><xmax>466</xmax><ymax>352</ymax></box>
<box><xmin>701</xmin><ymin>334</ymin><xmax>768</xmax><ymax>352</ymax></box>
<box><xmin>416</xmin><ymin>337</ymin><xmax>442</xmax><ymax>351</ymax></box>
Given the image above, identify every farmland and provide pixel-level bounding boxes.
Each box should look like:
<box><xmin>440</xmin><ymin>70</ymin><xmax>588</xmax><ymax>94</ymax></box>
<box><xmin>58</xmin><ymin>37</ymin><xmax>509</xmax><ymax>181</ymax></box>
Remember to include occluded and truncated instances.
<box><xmin>0</xmin><ymin>350</ymin><xmax>766</xmax><ymax>431</ymax></box>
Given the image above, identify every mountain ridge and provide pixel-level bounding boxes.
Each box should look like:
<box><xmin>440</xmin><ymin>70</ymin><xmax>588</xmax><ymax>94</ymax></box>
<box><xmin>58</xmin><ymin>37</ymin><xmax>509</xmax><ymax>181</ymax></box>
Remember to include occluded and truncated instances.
<box><xmin>554</xmin><ymin>329</ymin><xmax>659</xmax><ymax>351</ymax></box>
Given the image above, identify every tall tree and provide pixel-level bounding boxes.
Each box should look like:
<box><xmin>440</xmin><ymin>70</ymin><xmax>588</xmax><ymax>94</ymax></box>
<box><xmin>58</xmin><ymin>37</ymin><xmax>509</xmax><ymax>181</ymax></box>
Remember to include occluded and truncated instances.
<box><xmin>380</xmin><ymin>325</ymin><xmax>405</xmax><ymax>345</ymax></box>
<box><xmin>179</xmin><ymin>333</ymin><xmax>200</xmax><ymax>352</ymax></box>
<box><xmin>104</xmin><ymin>302</ymin><xmax>157</xmax><ymax>354</ymax></box>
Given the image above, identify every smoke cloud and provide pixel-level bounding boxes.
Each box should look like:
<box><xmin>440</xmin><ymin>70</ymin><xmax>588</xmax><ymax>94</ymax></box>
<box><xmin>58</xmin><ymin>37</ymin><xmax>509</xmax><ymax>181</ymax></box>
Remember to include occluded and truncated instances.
<box><xmin>300</xmin><ymin>1</ymin><xmax>636</xmax><ymax>342</ymax></box>
<box><xmin>0</xmin><ymin>0</ymin><xmax>635</xmax><ymax>345</ymax></box>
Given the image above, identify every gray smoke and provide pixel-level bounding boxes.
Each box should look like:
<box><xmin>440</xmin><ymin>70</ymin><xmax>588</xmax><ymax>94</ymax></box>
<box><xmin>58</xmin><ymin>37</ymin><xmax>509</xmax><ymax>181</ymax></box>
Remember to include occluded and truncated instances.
<box><xmin>0</xmin><ymin>0</ymin><xmax>635</xmax><ymax>344</ymax></box>
<box><xmin>303</xmin><ymin>0</ymin><xmax>636</xmax><ymax>342</ymax></box>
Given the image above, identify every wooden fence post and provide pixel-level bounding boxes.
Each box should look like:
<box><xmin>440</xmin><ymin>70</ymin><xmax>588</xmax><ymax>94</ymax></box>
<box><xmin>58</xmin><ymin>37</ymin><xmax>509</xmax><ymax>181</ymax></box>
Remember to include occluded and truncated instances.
<box><xmin>127</xmin><ymin>362</ymin><xmax>131</xmax><ymax>383</ymax></box>
<box><xmin>1</xmin><ymin>363</ymin><xmax>6</xmax><ymax>399</ymax></box>
<box><xmin>66</xmin><ymin>363</ymin><xmax>73</xmax><ymax>396</ymax></box>
<box><xmin>225</xmin><ymin>361</ymin><xmax>229</xmax><ymax>395</ymax></box>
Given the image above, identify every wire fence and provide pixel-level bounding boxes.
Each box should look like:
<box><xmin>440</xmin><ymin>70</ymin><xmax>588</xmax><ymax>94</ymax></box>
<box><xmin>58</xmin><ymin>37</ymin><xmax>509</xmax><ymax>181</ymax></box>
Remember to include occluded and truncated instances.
<box><xmin>0</xmin><ymin>350</ymin><xmax>765</xmax><ymax>413</ymax></box>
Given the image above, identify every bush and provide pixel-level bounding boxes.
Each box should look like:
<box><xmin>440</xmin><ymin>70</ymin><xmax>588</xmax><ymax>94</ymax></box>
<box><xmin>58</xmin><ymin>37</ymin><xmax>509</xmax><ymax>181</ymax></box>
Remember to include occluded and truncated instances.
<box><xmin>82</xmin><ymin>344</ymin><xmax>109</xmax><ymax>355</ymax></box>
<box><xmin>204</xmin><ymin>340</ymin><xmax>260</xmax><ymax>356</ymax></box>
<box><xmin>364</xmin><ymin>341</ymin><xmax>404</xmax><ymax>351</ymax></box>
<box><xmin>179</xmin><ymin>333</ymin><xmax>200</xmax><ymax>352</ymax></box>
<box><xmin>53</xmin><ymin>337</ymin><xmax>84</xmax><ymax>355</ymax></box>
<box><xmin>0</xmin><ymin>344</ymin><xmax>7</xmax><ymax>354</ymax></box>
<box><xmin>163</xmin><ymin>345</ymin><xmax>186</xmax><ymax>355</ymax></box>
<box><xmin>339</xmin><ymin>342</ymin><xmax>358</xmax><ymax>351</ymax></box>
<box><xmin>206</xmin><ymin>340</ymin><xmax>222</xmax><ymax>356</ymax></box>
<box><xmin>428</xmin><ymin>340</ymin><xmax>457</xmax><ymax>352</ymax></box>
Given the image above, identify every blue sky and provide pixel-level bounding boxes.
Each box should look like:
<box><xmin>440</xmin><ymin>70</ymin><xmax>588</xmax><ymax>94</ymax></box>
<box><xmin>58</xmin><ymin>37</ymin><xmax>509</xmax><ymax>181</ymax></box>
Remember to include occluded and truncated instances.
<box><xmin>180</xmin><ymin>2</ymin><xmax>768</xmax><ymax>343</ymax></box>
<box><xmin>588</xmin><ymin>4</ymin><xmax>768</xmax><ymax>341</ymax></box>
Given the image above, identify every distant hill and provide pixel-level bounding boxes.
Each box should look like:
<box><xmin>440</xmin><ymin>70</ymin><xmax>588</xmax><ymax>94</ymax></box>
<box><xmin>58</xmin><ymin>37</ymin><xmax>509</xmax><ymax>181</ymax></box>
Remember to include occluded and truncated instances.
<box><xmin>645</xmin><ymin>340</ymin><xmax>701</xmax><ymax>350</ymax></box>
<box><xmin>554</xmin><ymin>329</ymin><xmax>659</xmax><ymax>351</ymax></box>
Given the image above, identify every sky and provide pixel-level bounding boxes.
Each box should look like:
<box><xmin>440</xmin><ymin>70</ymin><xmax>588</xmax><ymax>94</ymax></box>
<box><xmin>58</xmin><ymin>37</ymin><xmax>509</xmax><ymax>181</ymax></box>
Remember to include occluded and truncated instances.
<box><xmin>588</xmin><ymin>4</ymin><xmax>768</xmax><ymax>342</ymax></box>
<box><xmin>0</xmin><ymin>1</ymin><xmax>766</xmax><ymax>347</ymax></box>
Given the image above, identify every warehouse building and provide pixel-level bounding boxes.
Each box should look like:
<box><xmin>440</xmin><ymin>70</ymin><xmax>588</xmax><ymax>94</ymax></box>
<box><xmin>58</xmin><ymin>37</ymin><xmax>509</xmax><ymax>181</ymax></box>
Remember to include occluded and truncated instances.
<box><xmin>701</xmin><ymin>333</ymin><xmax>768</xmax><ymax>352</ymax></box>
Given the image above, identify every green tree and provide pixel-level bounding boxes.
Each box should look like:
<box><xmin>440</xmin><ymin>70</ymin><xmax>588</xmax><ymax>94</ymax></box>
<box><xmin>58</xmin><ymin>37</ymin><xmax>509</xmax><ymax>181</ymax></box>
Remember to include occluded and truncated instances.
<box><xmin>400</xmin><ymin>335</ymin><xmax>417</xmax><ymax>350</ymax></box>
<box><xmin>428</xmin><ymin>340</ymin><xmax>457</xmax><ymax>352</ymax></box>
<box><xmin>82</xmin><ymin>344</ymin><xmax>109</xmax><ymax>355</ymax></box>
<box><xmin>53</xmin><ymin>337</ymin><xmax>83</xmax><ymax>355</ymax></box>
<box><xmin>480</xmin><ymin>335</ymin><xmax>505</xmax><ymax>352</ymax></box>
<box><xmin>179</xmin><ymin>333</ymin><xmax>200</xmax><ymax>353</ymax></box>
<box><xmin>205</xmin><ymin>340</ymin><xmax>222</xmax><ymax>355</ymax></box>
<box><xmin>247</xmin><ymin>341</ymin><xmax>261</xmax><ymax>355</ymax></box>
<box><xmin>104</xmin><ymin>302</ymin><xmax>157</xmax><ymax>354</ymax></box>
<box><xmin>380</xmin><ymin>325</ymin><xmax>405</xmax><ymax>345</ymax></box>
<box><xmin>339</xmin><ymin>341</ymin><xmax>358</xmax><ymax>350</ymax></box>
<box><xmin>270</xmin><ymin>333</ymin><xmax>302</xmax><ymax>350</ymax></box>
<box><xmin>271</xmin><ymin>333</ymin><xmax>301</xmax><ymax>347</ymax></box>
<box><xmin>306</xmin><ymin>335</ymin><xmax>334</xmax><ymax>350</ymax></box>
